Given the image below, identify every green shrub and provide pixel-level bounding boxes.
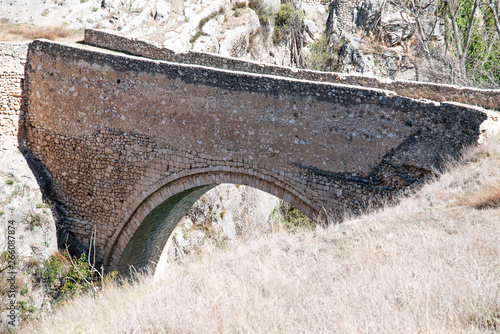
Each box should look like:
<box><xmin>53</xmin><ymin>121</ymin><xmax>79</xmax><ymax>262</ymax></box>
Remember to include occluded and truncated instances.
<box><xmin>278</xmin><ymin>201</ymin><xmax>316</xmax><ymax>233</ymax></box>
<box><xmin>28</xmin><ymin>211</ymin><xmax>44</xmax><ymax>230</ymax></box>
<box><xmin>272</xmin><ymin>2</ymin><xmax>305</xmax><ymax>66</ymax></box>
<box><xmin>275</xmin><ymin>2</ymin><xmax>296</xmax><ymax>27</ymax></box>
<box><xmin>308</xmin><ymin>34</ymin><xmax>339</xmax><ymax>72</ymax></box>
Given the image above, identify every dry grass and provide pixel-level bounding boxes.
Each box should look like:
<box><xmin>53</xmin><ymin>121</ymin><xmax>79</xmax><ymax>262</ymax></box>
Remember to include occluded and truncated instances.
<box><xmin>467</xmin><ymin>184</ymin><xmax>500</xmax><ymax>209</ymax></box>
<box><xmin>0</xmin><ymin>24</ymin><xmax>81</xmax><ymax>42</ymax></box>
<box><xmin>20</xmin><ymin>136</ymin><xmax>500</xmax><ymax>333</ymax></box>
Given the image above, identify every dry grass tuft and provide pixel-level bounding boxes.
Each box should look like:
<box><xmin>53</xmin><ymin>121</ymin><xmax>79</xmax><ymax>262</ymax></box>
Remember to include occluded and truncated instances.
<box><xmin>467</xmin><ymin>184</ymin><xmax>500</xmax><ymax>209</ymax></box>
<box><xmin>20</xmin><ymin>136</ymin><xmax>500</xmax><ymax>333</ymax></box>
<box><xmin>0</xmin><ymin>24</ymin><xmax>80</xmax><ymax>42</ymax></box>
<box><xmin>7</xmin><ymin>25</ymin><xmax>70</xmax><ymax>40</ymax></box>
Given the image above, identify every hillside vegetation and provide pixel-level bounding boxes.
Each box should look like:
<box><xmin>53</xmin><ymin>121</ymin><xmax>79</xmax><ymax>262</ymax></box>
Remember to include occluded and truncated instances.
<box><xmin>19</xmin><ymin>135</ymin><xmax>500</xmax><ymax>333</ymax></box>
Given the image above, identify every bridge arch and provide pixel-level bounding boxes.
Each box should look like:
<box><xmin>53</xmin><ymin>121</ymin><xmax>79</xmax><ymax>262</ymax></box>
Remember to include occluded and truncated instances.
<box><xmin>23</xmin><ymin>39</ymin><xmax>492</xmax><ymax>275</ymax></box>
<box><xmin>108</xmin><ymin>171</ymin><xmax>316</xmax><ymax>273</ymax></box>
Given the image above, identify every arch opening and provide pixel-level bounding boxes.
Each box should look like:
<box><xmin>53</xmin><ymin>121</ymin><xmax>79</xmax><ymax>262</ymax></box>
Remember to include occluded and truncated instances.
<box><xmin>118</xmin><ymin>185</ymin><xmax>217</xmax><ymax>274</ymax></box>
<box><xmin>114</xmin><ymin>173</ymin><xmax>317</xmax><ymax>275</ymax></box>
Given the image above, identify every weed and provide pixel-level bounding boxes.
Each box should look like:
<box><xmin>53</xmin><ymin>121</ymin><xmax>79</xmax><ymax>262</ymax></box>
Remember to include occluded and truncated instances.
<box><xmin>470</xmin><ymin>309</ymin><xmax>500</xmax><ymax>330</ymax></box>
<box><xmin>20</xmin><ymin>285</ymin><xmax>29</xmax><ymax>296</ymax></box>
<box><xmin>6</xmin><ymin>179</ymin><xmax>14</xmax><ymax>185</ymax></box>
<box><xmin>273</xmin><ymin>3</ymin><xmax>305</xmax><ymax>66</ymax></box>
<box><xmin>232</xmin><ymin>1</ymin><xmax>247</xmax><ymax>10</ymax></box>
<box><xmin>277</xmin><ymin>201</ymin><xmax>316</xmax><ymax>233</ymax></box>
<box><xmin>28</xmin><ymin>210</ymin><xmax>44</xmax><ymax>230</ymax></box>
<box><xmin>308</xmin><ymin>34</ymin><xmax>338</xmax><ymax>71</ymax></box>
<box><xmin>34</xmin><ymin>252</ymin><xmax>114</xmax><ymax>303</ymax></box>
<box><xmin>36</xmin><ymin>202</ymin><xmax>50</xmax><ymax>209</ymax></box>
<box><xmin>190</xmin><ymin>7</ymin><xmax>225</xmax><ymax>44</ymax></box>
<box><xmin>274</xmin><ymin>3</ymin><xmax>297</xmax><ymax>28</ymax></box>
<box><xmin>11</xmin><ymin>184</ymin><xmax>22</xmax><ymax>197</ymax></box>
<box><xmin>189</xmin><ymin>30</ymin><xmax>205</xmax><ymax>44</ymax></box>
<box><xmin>0</xmin><ymin>250</ymin><xmax>9</xmax><ymax>263</ymax></box>
<box><xmin>198</xmin><ymin>7</ymin><xmax>225</xmax><ymax>30</ymax></box>
<box><xmin>248</xmin><ymin>0</ymin><xmax>273</xmax><ymax>26</ymax></box>
<box><xmin>248</xmin><ymin>27</ymin><xmax>262</xmax><ymax>51</ymax></box>
<box><xmin>18</xmin><ymin>301</ymin><xmax>37</xmax><ymax>322</ymax></box>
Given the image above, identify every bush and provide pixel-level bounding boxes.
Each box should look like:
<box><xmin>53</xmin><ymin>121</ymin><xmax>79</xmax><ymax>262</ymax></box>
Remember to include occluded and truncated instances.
<box><xmin>308</xmin><ymin>34</ymin><xmax>339</xmax><ymax>72</ymax></box>
<box><xmin>7</xmin><ymin>25</ymin><xmax>70</xmax><ymax>40</ymax></box>
<box><xmin>467</xmin><ymin>185</ymin><xmax>500</xmax><ymax>209</ymax></box>
<box><xmin>275</xmin><ymin>2</ymin><xmax>296</xmax><ymax>27</ymax></box>
<box><xmin>278</xmin><ymin>201</ymin><xmax>316</xmax><ymax>233</ymax></box>
<box><xmin>272</xmin><ymin>2</ymin><xmax>305</xmax><ymax>66</ymax></box>
<box><xmin>35</xmin><ymin>252</ymin><xmax>116</xmax><ymax>302</ymax></box>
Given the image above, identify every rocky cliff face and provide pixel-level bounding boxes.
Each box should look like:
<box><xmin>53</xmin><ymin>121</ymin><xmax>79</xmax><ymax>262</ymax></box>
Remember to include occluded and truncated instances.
<box><xmin>1</xmin><ymin>0</ymin><xmax>463</xmax><ymax>82</ymax></box>
<box><xmin>325</xmin><ymin>0</ymin><xmax>455</xmax><ymax>82</ymax></box>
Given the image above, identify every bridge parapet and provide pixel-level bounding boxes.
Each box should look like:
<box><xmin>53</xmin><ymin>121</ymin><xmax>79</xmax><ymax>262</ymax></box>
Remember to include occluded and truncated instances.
<box><xmin>85</xmin><ymin>29</ymin><xmax>500</xmax><ymax>111</ymax></box>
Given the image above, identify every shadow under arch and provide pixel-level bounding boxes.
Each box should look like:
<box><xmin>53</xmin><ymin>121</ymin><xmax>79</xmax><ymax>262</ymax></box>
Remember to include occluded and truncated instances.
<box><xmin>109</xmin><ymin>172</ymin><xmax>317</xmax><ymax>274</ymax></box>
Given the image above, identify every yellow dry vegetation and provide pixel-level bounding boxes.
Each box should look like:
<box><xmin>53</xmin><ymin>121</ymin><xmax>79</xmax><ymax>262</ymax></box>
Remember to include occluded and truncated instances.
<box><xmin>21</xmin><ymin>135</ymin><xmax>500</xmax><ymax>333</ymax></box>
<box><xmin>0</xmin><ymin>24</ymin><xmax>82</xmax><ymax>42</ymax></box>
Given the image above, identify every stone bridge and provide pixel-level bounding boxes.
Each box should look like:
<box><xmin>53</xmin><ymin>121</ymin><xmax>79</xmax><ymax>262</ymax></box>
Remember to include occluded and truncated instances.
<box><xmin>22</xmin><ymin>33</ymin><xmax>494</xmax><ymax>273</ymax></box>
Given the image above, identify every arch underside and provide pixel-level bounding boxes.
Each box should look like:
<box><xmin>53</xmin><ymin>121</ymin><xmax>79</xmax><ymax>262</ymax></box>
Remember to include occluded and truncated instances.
<box><xmin>118</xmin><ymin>185</ymin><xmax>216</xmax><ymax>274</ymax></box>
<box><xmin>113</xmin><ymin>173</ymin><xmax>317</xmax><ymax>274</ymax></box>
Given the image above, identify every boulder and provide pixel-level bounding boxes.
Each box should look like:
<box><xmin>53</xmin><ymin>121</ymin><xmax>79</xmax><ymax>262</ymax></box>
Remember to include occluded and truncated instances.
<box><xmin>355</xmin><ymin>0</ymin><xmax>383</xmax><ymax>32</ymax></box>
<box><xmin>338</xmin><ymin>39</ymin><xmax>372</xmax><ymax>74</ymax></box>
<box><xmin>122</xmin><ymin>4</ymin><xmax>152</xmax><ymax>32</ymax></box>
<box><xmin>219</xmin><ymin>26</ymin><xmax>250</xmax><ymax>57</ymax></box>
<box><xmin>381</xmin><ymin>12</ymin><xmax>415</xmax><ymax>46</ymax></box>
<box><xmin>154</xmin><ymin>0</ymin><xmax>171</xmax><ymax>23</ymax></box>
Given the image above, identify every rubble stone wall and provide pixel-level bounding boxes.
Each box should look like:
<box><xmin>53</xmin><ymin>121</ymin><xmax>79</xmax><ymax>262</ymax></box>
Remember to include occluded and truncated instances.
<box><xmin>0</xmin><ymin>42</ymin><xmax>28</xmax><ymax>149</ymax></box>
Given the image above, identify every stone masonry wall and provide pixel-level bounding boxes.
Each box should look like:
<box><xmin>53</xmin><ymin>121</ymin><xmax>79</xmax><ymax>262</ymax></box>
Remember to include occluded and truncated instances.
<box><xmin>23</xmin><ymin>39</ymin><xmax>488</xmax><ymax>270</ymax></box>
<box><xmin>85</xmin><ymin>29</ymin><xmax>500</xmax><ymax>111</ymax></box>
<box><xmin>0</xmin><ymin>43</ymin><xmax>28</xmax><ymax>150</ymax></box>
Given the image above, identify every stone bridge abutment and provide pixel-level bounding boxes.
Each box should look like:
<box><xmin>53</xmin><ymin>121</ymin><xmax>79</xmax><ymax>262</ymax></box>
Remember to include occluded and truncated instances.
<box><xmin>21</xmin><ymin>38</ymin><xmax>492</xmax><ymax>273</ymax></box>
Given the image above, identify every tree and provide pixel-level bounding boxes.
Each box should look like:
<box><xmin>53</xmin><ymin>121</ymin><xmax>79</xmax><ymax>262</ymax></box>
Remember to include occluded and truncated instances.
<box><xmin>274</xmin><ymin>1</ymin><xmax>306</xmax><ymax>67</ymax></box>
<box><xmin>444</xmin><ymin>0</ymin><xmax>500</xmax><ymax>87</ymax></box>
